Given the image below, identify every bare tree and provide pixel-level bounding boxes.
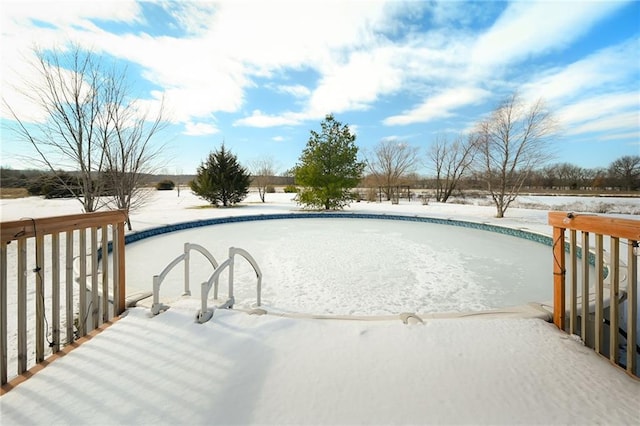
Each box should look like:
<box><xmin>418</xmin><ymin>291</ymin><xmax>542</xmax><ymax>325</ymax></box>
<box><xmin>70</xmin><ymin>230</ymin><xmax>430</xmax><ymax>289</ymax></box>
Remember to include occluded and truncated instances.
<box><xmin>4</xmin><ymin>44</ymin><xmax>167</xmax><ymax>222</ymax></box>
<box><xmin>475</xmin><ymin>93</ymin><xmax>557</xmax><ymax>218</ymax></box>
<box><xmin>365</xmin><ymin>139</ymin><xmax>420</xmax><ymax>200</ymax></box>
<box><xmin>100</xmin><ymin>75</ymin><xmax>167</xmax><ymax>230</ymax></box>
<box><xmin>250</xmin><ymin>157</ymin><xmax>278</xmax><ymax>202</ymax></box>
<box><xmin>608</xmin><ymin>155</ymin><xmax>640</xmax><ymax>191</ymax></box>
<box><xmin>4</xmin><ymin>45</ymin><xmax>107</xmax><ymax>212</ymax></box>
<box><xmin>428</xmin><ymin>134</ymin><xmax>478</xmax><ymax>202</ymax></box>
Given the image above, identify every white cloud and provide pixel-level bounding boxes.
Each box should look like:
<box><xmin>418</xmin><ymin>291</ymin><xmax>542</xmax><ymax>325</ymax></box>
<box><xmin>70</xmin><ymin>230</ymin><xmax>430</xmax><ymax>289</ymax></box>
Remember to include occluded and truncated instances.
<box><xmin>307</xmin><ymin>47</ymin><xmax>403</xmax><ymax>116</ymax></box>
<box><xmin>156</xmin><ymin>0</ymin><xmax>218</xmax><ymax>35</ymax></box>
<box><xmin>469</xmin><ymin>0</ymin><xmax>627</xmax><ymax>72</ymax></box>
<box><xmin>565</xmin><ymin>111</ymin><xmax>639</xmax><ymax>136</ymax></box>
<box><xmin>384</xmin><ymin>87</ymin><xmax>489</xmax><ymax>126</ymax></box>
<box><xmin>275</xmin><ymin>85</ymin><xmax>311</xmax><ymax>99</ymax></box>
<box><xmin>184</xmin><ymin>121</ymin><xmax>218</xmax><ymax>136</ymax></box>
<box><xmin>272</xmin><ymin>136</ymin><xmax>285</xmax><ymax>142</ymax></box>
<box><xmin>556</xmin><ymin>92</ymin><xmax>639</xmax><ymax>127</ymax></box>
<box><xmin>521</xmin><ymin>38</ymin><xmax>640</xmax><ymax>105</ymax></box>
<box><xmin>234</xmin><ymin>110</ymin><xmax>301</xmax><ymax>128</ymax></box>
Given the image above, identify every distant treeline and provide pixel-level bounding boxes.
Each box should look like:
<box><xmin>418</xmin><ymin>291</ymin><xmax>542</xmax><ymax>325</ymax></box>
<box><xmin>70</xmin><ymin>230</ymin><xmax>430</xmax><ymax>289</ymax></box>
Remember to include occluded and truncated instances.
<box><xmin>2</xmin><ymin>162</ymin><xmax>638</xmax><ymax>196</ymax></box>
<box><xmin>0</xmin><ymin>169</ymin><xmax>296</xmax><ymax>195</ymax></box>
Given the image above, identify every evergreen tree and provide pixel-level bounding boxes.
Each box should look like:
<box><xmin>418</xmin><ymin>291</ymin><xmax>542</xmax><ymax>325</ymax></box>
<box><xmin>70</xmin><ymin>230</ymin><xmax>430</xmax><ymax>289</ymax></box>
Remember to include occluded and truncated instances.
<box><xmin>294</xmin><ymin>114</ymin><xmax>364</xmax><ymax>210</ymax></box>
<box><xmin>190</xmin><ymin>144</ymin><xmax>251</xmax><ymax>206</ymax></box>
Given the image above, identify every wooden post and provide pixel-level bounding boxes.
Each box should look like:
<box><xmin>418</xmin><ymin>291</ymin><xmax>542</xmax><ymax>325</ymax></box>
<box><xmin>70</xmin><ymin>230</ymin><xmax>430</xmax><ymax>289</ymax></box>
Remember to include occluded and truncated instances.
<box><xmin>1</xmin><ymin>243</ymin><xmax>7</xmax><ymax>385</ymax></box>
<box><xmin>553</xmin><ymin>226</ymin><xmax>566</xmax><ymax>330</ymax></box>
<box><xmin>78</xmin><ymin>229</ymin><xmax>87</xmax><ymax>337</ymax></box>
<box><xmin>117</xmin><ymin>221</ymin><xmax>126</xmax><ymax>315</ymax></box>
<box><xmin>569</xmin><ymin>230</ymin><xmax>577</xmax><ymax>334</ymax></box>
<box><xmin>91</xmin><ymin>227</ymin><xmax>99</xmax><ymax>329</ymax></box>
<box><xmin>626</xmin><ymin>240</ymin><xmax>637</xmax><ymax>374</ymax></box>
<box><xmin>51</xmin><ymin>233</ymin><xmax>60</xmax><ymax>353</ymax></box>
<box><xmin>35</xmin><ymin>234</ymin><xmax>45</xmax><ymax>363</ymax></box>
<box><xmin>594</xmin><ymin>234</ymin><xmax>604</xmax><ymax>354</ymax></box>
<box><xmin>581</xmin><ymin>231</ymin><xmax>589</xmax><ymax>346</ymax></box>
<box><xmin>101</xmin><ymin>225</ymin><xmax>109</xmax><ymax>323</ymax></box>
<box><xmin>65</xmin><ymin>231</ymin><xmax>74</xmax><ymax>344</ymax></box>
<box><xmin>609</xmin><ymin>237</ymin><xmax>619</xmax><ymax>364</ymax></box>
<box><xmin>17</xmin><ymin>238</ymin><xmax>27</xmax><ymax>374</ymax></box>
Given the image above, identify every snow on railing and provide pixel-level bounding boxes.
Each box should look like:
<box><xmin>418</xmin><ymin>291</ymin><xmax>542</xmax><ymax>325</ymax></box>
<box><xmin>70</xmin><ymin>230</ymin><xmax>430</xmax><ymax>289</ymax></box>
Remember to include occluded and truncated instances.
<box><xmin>150</xmin><ymin>243</ymin><xmax>219</xmax><ymax>315</ymax></box>
<box><xmin>549</xmin><ymin>211</ymin><xmax>638</xmax><ymax>377</ymax></box>
<box><xmin>1</xmin><ymin>210</ymin><xmax>127</xmax><ymax>388</ymax></box>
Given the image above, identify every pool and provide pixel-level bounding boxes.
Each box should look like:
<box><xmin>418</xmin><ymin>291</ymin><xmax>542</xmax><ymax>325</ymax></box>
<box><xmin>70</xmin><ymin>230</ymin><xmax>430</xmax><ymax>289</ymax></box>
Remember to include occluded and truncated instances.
<box><xmin>124</xmin><ymin>214</ymin><xmax>554</xmax><ymax>316</ymax></box>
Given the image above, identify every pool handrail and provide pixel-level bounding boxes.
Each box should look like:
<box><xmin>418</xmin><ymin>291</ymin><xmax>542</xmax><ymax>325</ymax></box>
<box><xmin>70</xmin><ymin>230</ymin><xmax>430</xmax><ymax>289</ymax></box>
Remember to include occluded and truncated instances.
<box><xmin>197</xmin><ymin>247</ymin><xmax>262</xmax><ymax>324</ymax></box>
<box><xmin>150</xmin><ymin>242</ymin><xmax>219</xmax><ymax>315</ymax></box>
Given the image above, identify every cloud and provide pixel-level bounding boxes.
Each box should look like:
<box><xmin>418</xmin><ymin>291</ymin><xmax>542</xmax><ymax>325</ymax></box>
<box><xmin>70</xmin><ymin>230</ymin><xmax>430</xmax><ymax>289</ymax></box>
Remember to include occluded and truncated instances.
<box><xmin>274</xmin><ymin>84</ymin><xmax>311</xmax><ymax>99</ymax></box>
<box><xmin>565</xmin><ymin>111</ymin><xmax>639</xmax><ymax>137</ymax></box>
<box><xmin>272</xmin><ymin>136</ymin><xmax>285</xmax><ymax>142</ymax></box>
<box><xmin>383</xmin><ymin>87</ymin><xmax>489</xmax><ymax>126</ymax></box>
<box><xmin>307</xmin><ymin>47</ymin><xmax>404</xmax><ymax>115</ymax></box>
<box><xmin>469</xmin><ymin>0</ymin><xmax>627</xmax><ymax>73</ymax></box>
<box><xmin>183</xmin><ymin>121</ymin><xmax>218</xmax><ymax>136</ymax></box>
<box><xmin>234</xmin><ymin>110</ymin><xmax>301</xmax><ymax>128</ymax></box>
<box><xmin>556</xmin><ymin>92</ymin><xmax>639</xmax><ymax>127</ymax></box>
<box><xmin>521</xmin><ymin>38</ymin><xmax>640</xmax><ymax>105</ymax></box>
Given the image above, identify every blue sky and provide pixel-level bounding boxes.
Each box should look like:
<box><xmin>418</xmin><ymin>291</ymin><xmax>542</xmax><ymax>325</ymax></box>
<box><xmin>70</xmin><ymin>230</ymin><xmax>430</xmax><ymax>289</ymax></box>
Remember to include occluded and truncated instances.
<box><xmin>1</xmin><ymin>0</ymin><xmax>638</xmax><ymax>176</ymax></box>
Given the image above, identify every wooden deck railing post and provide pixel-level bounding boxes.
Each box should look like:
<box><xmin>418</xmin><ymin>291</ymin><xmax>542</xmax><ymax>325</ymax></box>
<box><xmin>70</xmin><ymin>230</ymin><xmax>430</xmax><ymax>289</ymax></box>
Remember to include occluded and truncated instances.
<box><xmin>117</xmin><ymin>221</ymin><xmax>126</xmax><ymax>315</ymax></box>
<box><xmin>1</xmin><ymin>243</ymin><xmax>7</xmax><ymax>385</ymax></box>
<box><xmin>17</xmin><ymin>238</ymin><xmax>27</xmax><ymax>374</ymax></box>
<box><xmin>35</xmin><ymin>234</ymin><xmax>45</xmax><ymax>363</ymax></box>
<box><xmin>626</xmin><ymin>240</ymin><xmax>637</xmax><ymax>373</ymax></box>
<box><xmin>1</xmin><ymin>210</ymin><xmax>128</xmax><ymax>386</ymax></box>
<box><xmin>553</xmin><ymin>226</ymin><xmax>566</xmax><ymax>330</ymax></box>
<box><xmin>549</xmin><ymin>211</ymin><xmax>640</xmax><ymax>377</ymax></box>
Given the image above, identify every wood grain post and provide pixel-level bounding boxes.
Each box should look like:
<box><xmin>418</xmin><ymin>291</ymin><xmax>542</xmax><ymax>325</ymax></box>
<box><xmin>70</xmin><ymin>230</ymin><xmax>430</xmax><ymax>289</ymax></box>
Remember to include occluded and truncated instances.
<box><xmin>553</xmin><ymin>226</ymin><xmax>566</xmax><ymax>330</ymax></box>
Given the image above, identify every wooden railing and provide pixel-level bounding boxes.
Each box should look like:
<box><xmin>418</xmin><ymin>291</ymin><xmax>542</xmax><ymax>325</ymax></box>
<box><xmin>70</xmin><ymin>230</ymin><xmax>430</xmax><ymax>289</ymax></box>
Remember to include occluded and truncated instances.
<box><xmin>1</xmin><ymin>210</ymin><xmax>127</xmax><ymax>386</ymax></box>
<box><xmin>549</xmin><ymin>211</ymin><xmax>639</xmax><ymax>376</ymax></box>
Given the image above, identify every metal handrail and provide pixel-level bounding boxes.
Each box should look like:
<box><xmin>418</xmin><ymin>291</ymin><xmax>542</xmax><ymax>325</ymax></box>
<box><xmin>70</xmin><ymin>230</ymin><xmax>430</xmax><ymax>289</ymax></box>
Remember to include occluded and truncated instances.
<box><xmin>197</xmin><ymin>247</ymin><xmax>262</xmax><ymax>324</ymax></box>
<box><xmin>150</xmin><ymin>243</ymin><xmax>219</xmax><ymax>315</ymax></box>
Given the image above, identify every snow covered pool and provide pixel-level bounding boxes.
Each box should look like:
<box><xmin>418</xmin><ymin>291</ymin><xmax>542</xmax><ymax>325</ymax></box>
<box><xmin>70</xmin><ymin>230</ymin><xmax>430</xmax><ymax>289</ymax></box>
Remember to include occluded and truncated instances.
<box><xmin>124</xmin><ymin>215</ymin><xmax>554</xmax><ymax>315</ymax></box>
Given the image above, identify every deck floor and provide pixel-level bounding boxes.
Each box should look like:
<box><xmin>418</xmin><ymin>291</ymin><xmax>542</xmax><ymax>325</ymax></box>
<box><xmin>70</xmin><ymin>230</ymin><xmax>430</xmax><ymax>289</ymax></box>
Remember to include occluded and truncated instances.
<box><xmin>1</xmin><ymin>298</ymin><xmax>638</xmax><ymax>425</ymax></box>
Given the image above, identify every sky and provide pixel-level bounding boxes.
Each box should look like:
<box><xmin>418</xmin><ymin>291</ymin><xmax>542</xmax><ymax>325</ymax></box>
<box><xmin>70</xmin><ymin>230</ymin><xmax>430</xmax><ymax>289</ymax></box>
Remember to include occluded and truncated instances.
<box><xmin>1</xmin><ymin>0</ymin><xmax>639</xmax><ymax>176</ymax></box>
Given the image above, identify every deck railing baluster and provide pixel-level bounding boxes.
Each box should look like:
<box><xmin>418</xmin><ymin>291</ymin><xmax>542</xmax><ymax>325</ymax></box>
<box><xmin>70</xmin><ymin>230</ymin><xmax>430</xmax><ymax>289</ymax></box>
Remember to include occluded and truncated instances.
<box><xmin>1</xmin><ymin>210</ymin><xmax>127</xmax><ymax>387</ymax></box>
<box><xmin>549</xmin><ymin>212</ymin><xmax>639</xmax><ymax>377</ymax></box>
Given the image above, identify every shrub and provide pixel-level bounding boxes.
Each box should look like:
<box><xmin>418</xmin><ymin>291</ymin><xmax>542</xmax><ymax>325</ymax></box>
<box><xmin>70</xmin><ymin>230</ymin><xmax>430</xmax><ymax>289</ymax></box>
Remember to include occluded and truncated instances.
<box><xmin>156</xmin><ymin>180</ymin><xmax>175</xmax><ymax>190</ymax></box>
<box><xmin>266</xmin><ymin>185</ymin><xmax>276</xmax><ymax>193</ymax></box>
<box><xmin>27</xmin><ymin>173</ymin><xmax>81</xmax><ymax>198</ymax></box>
<box><xmin>283</xmin><ymin>185</ymin><xmax>298</xmax><ymax>193</ymax></box>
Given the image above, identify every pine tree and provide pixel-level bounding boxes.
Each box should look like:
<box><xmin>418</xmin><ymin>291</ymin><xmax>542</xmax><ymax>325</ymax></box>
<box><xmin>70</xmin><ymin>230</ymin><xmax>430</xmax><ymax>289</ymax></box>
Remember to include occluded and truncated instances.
<box><xmin>190</xmin><ymin>144</ymin><xmax>251</xmax><ymax>206</ymax></box>
<box><xmin>294</xmin><ymin>114</ymin><xmax>365</xmax><ymax>210</ymax></box>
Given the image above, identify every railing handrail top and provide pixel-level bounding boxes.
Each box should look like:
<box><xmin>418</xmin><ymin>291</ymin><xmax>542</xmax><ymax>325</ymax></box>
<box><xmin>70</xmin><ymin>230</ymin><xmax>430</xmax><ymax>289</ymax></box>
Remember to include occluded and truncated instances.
<box><xmin>548</xmin><ymin>211</ymin><xmax>640</xmax><ymax>240</ymax></box>
<box><xmin>1</xmin><ymin>210</ymin><xmax>128</xmax><ymax>243</ymax></box>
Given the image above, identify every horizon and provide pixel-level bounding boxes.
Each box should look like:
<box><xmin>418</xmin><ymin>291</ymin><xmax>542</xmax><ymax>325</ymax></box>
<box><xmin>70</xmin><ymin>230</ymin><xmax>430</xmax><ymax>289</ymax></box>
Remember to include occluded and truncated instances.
<box><xmin>1</xmin><ymin>0</ymin><xmax>639</xmax><ymax>175</ymax></box>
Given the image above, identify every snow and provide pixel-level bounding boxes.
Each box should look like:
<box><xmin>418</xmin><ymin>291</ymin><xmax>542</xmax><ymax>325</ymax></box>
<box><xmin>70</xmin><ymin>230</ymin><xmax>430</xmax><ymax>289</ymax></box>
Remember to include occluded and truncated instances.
<box><xmin>124</xmin><ymin>217</ymin><xmax>553</xmax><ymax>315</ymax></box>
<box><xmin>1</xmin><ymin>190</ymin><xmax>639</xmax><ymax>424</ymax></box>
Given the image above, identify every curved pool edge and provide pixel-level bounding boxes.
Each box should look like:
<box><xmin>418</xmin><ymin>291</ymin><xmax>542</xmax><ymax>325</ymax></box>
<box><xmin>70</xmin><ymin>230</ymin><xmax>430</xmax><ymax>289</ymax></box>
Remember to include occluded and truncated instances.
<box><xmin>228</xmin><ymin>301</ymin><xmax>554</xmax><ymax>323</ymax></box>
<box><xmin>124</xmin><ymin>212</ymin><xmax>554</xmax><ymax>248</ymax></box>
<box><xmin>124</xmin><ymin>212</ymin><xmax>558</xmax><ymax>320</ymax></box>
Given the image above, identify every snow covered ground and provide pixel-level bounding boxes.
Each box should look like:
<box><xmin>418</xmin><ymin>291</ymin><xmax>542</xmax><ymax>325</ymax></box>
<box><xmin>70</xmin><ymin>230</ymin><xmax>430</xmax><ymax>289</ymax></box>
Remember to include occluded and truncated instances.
<box><xmin>1</xmin><ymin>190</ymin><xmax>639</xmax><ymax>424</ymax></box>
